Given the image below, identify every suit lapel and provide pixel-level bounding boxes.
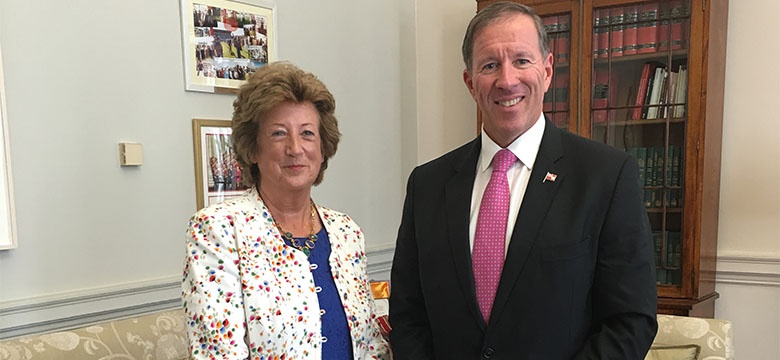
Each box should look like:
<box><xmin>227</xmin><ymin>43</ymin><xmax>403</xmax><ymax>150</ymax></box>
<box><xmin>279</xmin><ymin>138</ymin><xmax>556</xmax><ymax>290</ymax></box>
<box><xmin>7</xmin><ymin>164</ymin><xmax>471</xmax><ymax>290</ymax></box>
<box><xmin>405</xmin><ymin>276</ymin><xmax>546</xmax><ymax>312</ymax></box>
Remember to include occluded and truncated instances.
<box><xmin>443</xmin><ymin>138</ymin><xmax>485</xmax><ymax>329</ymax></box>
<box><xmin>490</xmin><ymin>119</ymin><xmax>566</xmax><ymax>323</ymax></box>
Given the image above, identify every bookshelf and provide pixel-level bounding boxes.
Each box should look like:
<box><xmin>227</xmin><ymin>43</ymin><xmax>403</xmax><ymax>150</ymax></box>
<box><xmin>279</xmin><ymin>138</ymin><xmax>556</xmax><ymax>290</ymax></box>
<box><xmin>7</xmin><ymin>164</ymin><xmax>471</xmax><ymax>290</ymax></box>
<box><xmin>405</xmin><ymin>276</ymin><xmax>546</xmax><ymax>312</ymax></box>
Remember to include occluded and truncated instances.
<box><xmin>476</xmin><ymin>0</ymin><xmax>728</xmax><ymax>317</ymax></box>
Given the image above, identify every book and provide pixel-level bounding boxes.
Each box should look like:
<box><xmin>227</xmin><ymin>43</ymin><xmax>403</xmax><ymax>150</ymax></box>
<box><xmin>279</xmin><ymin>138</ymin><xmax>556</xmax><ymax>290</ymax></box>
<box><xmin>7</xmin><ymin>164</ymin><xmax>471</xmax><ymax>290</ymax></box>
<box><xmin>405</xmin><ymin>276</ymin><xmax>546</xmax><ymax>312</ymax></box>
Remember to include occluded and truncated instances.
<box><xmin>543</xmin><ymin>15</ymin><xmax>558</xmax><ymax>61</ymax></box>
<box><xmin>674</xmin><ymin>66</ymin><xmax>688</xmax><ymax>117</ymax></box>
<box><xmin>597</xmin><ymin>9</ymin><xmax>610</xmax><ymax>58</ymax></box>
<box><xmin>609</xmin><ymin>7</ymin><xmax>624</xmax><ymax>57</ymax></box>
<box><xmin>592</xmin><ymin>9</ymin><xmax>601</xmax><ymax>58</ymax></box>
<box><xmin>641</xmin><ymin>63</ymin><xmax>660</xmax><ymax>119</ymax></box>
<box><xmin>632</xmin><ymin>62</ymin><xmax>653</xmax><ymax>119</ymax></box>
<box><xmin>637</xmin><ymin>3</ymin><xmax>659</xmax><ymax>54</ymax></box>
<box><xmin>636</xmin><ymin>147</ymin><xmax>647</xmax><ymax>185</ymax></box>
<box><xmin>623</xmin><ymin>5</ymin><xmax>639</xmax><ymax>55</ymax></box>
<box><xmin>543</xmin><ymin>88</ymin><xmax>553</xmax><ymax>115</ymax></box>
<box><xmin>665</xmin><ymin>232</ymin><xmax>682</xmax><ymax>268</ymax></box>
<box><xmin>669</xmin><ymin>0</ymin><xmax>685</xmax><ymax>50</ymax></box>
<box><xmin>553</xmin><ymin>74</ymin><xmax>569</xmax><ymax>126</ymax></box>
<box><xmin>557</xmin><ymin>15</ymin><xmax>571</xmax><ymax>63</ymax></box>
<box><xmin>657</xmin><ymin>2</ymin><xmax>672</xmax><ymax>51</ymax></box>
<box><xmin>644</xmin><ymin>147</ymin><xmax>655</xmax><ymax>187</ymax></box>
<box><xmin>644</xmin><ymin>189</ymin><xmax>654</xmax><ymax>208</ymax></box>
<box><xmin>592</xmin><ymin>68</ymin><xmax>609</xmax><ymax>123</ymax></box>
<box><xmin>653</xmin><ymin>231</ymin><xmax>664</xmax><ymax>266</ymax></box>
<box><xmin>666</xmin><ymin>69</ymin><xmax>679</xmax><ymax>118</ymax></box>
<box><xmin>647</xmin><ymin>66</ymin><xmax>668</xmax><ymax>119</ymax></box>
<box><xmin>670</xmin><ymin>145</ymin><xmax>681</xmax><ymax>186</ymax></box>
<box><xmin>653</xmin><ymin>146</ymin><xmax>664</xmax><ymax>188</ymax></box>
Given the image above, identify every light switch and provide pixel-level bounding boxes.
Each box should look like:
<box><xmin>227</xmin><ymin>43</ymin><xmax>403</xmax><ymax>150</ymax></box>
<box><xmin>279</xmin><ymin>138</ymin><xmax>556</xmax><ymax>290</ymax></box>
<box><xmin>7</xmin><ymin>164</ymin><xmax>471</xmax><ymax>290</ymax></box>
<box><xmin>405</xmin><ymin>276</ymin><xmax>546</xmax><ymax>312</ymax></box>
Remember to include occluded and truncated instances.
<box><xmin>119</xmin><ymin>142</ymin><xmax>143</xmax><ymax>166</ymax></box>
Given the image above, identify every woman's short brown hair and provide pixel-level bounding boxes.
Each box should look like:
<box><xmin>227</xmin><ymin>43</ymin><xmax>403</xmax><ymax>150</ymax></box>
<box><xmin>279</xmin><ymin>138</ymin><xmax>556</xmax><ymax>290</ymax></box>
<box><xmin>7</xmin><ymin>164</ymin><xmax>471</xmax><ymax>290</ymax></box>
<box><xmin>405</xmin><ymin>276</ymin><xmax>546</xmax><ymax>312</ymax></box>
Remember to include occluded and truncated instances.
<box><xmin>232</xmin><ymin>61</ymin><xmax>340</xmax><ymax>187</ymax></box>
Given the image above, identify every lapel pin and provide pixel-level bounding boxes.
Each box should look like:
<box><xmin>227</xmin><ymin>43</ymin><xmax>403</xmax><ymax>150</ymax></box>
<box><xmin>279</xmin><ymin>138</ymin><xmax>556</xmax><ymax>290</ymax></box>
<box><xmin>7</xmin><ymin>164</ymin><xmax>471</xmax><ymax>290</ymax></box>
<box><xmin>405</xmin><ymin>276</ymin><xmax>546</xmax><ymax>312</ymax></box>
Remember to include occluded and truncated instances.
<box><xmin>543</xmin><ymin>172</ymin><xmax>558</xmax><ymax>183</ymax></box>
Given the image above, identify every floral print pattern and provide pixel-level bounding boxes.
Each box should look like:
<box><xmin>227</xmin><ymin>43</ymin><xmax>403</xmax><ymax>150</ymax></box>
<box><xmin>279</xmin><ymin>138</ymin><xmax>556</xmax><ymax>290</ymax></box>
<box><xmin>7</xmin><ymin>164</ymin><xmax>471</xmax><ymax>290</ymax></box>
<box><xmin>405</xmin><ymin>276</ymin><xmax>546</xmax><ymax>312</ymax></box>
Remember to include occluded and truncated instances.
<box><xmin>0</xmin><ymin>310</ymin><xmax>187</xmax><ymax>360</ymax></box>
<box><xmin>182</xmin><ymin>188</ymin><xmax>389</xmax><ymax>359</ymax></box>
<box><xmin>654</xmin><ymin>314</ymin><xmax>733</xmax><ymax>360</ymax></box>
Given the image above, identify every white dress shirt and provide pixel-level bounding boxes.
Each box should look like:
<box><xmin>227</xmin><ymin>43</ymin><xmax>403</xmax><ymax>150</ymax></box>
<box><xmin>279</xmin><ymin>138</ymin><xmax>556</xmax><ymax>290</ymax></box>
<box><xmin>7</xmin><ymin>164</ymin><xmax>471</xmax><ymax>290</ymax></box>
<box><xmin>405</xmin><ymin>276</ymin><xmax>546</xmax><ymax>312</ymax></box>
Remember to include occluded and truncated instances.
<box><xmin>469</xmin><ymin>114</ymin><xmax>546</xmax><ymax>255</ymax></box>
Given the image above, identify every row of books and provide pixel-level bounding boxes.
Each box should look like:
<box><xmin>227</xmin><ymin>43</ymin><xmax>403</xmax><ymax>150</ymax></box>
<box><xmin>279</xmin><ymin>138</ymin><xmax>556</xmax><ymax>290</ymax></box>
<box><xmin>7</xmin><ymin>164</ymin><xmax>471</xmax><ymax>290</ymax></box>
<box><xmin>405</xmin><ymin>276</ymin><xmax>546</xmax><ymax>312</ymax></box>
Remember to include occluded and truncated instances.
<box><xmin>657</xmin><ymin>269</ymin><xmax>682</xmax><ymax>285</ymax></box>
<box><xmin>543</xmin><ymin>75</ymin><xmax>569</xmax><ymax>126</ymax></box>
<box><xmin>627</xmin><ymin>146</ymin><xmax>683</xmax><ymax>187</ymax></box>
<box><xmin>654</xmin><ymin>230</ymin><xmax>683</xmax><ymax>285</ymax></box>
<box><xmin>631</xmin><ymin>62</ymin><xmax>688</xmax><ymax>120</ymax></box>
<box><xmin>592</xmin><ymin>61</ymin><xmax>687</xmax><ymax>122</ymax></box>
<box><xmin>594</xmin><ymin>1</ymin><xmax>690</xmax><ymax>58</ymax></box>
<box><xmin>644</xmin><ymin>188</ymin><xmax>682</xmax><ymax>208</ymax></box>
<box><xmin>654</xmin><ymin>230</ymin><xmax>682</xmax><ymax>268</ymax></box>
<box><xmin>542</xmin><ymin>15</ymin><xmax>571</xmax><ymax>64</ymax></box>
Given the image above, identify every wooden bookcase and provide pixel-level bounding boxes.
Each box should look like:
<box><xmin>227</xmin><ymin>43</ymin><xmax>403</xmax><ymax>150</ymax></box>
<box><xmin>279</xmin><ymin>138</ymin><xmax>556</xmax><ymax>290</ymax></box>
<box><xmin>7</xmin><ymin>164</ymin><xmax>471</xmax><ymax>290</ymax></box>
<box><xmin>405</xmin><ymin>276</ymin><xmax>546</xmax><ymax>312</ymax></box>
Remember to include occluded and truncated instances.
<box><xmin>476</xmin><ymin>0</ymin><xmax>728</xmax><ymax>317</ymax></box>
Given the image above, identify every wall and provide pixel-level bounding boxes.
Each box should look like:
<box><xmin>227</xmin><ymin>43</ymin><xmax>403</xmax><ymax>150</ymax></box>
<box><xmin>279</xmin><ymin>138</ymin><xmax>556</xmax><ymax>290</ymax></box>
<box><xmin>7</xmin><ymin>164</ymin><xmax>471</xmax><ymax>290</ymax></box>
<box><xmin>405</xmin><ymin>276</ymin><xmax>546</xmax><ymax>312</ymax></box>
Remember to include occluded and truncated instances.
<box><xmin>713</xmin><ymin>1</ymin><xmax>780</xmax><ymax>359</ymax></box>
<box><xmin>0</xmin><ymin>0</ymin><xmax>411</xmax><ymax>337</ymax></box>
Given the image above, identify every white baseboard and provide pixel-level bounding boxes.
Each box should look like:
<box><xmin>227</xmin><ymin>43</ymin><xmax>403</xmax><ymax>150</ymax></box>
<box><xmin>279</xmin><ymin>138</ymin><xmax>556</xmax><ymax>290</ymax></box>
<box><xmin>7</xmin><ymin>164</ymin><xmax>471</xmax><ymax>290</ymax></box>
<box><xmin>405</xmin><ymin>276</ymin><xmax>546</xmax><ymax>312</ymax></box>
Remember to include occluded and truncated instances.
<box><xmin>0</xmin><ymin>246</ymin><xmax>396</xmax><ymax>339</ymax></box>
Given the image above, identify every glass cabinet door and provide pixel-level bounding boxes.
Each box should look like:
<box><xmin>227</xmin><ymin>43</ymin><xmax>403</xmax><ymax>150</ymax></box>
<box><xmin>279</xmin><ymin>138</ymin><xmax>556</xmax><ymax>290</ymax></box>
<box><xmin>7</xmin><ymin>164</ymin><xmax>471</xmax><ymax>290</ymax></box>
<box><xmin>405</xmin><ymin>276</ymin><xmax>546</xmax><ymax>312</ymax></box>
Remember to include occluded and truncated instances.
<box><xmin>542</xmin><ymin>12</ymin><xmax>572</xmax><ymax>130</ymax></box>
<box><xmin>587</xmin><ymin>0</ymin><xmax>692</xmax><ymax>288</ymax></box>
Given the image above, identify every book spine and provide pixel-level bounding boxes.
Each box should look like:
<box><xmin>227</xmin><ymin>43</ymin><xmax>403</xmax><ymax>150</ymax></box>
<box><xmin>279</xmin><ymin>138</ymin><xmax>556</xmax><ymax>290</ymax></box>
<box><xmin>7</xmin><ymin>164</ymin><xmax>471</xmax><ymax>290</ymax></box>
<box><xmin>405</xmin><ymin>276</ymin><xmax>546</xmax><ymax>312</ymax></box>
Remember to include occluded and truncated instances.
<box><xmin>667</xmin><ymin>69</ymin><xmax>678</xmax><ymax>118</ymax></box>
<box><xmin>646</xmin><ymin>67</ymin><xmax>662</xmax><ymax>119</ymax></box>
<box><xmin>623</xmin><ymin>5</ymin><xmax>639</xmax><ymax>55</ymax></box>
<box><xmin>669</xmin><ymin>0</ymin><xmax>686</xmax><ymax>50</ymax></box>
<box><xmin>636</xmin><ymin>147</ymin><xmax>647</xmax><ymax>186</ymax></box>
<box><xmin>641</xmin><ymin>64</ymin><xmax>658</xmax><ymax>119</ymax></box>
<box><xmin>657</xmin><ymin>2</ymin><xmax>672</xmax><ymax>52</ymax></box>
<box><xmin>671</xmin><ymin>145</ymin><xmax>681</xmax><ymax>187</ymax></box>
<box><xmin>592</xmin><ymin>68</ymin><xmax>609</xmax><ymax>123</ymax></box>
<box><xmin>675</xmin><ymin>66</ymin><xmax>688</xmax><ymax>117</ymax></box>
<box><xmin>610</xmin><ymin>7</ymin><xmax>624</xmax><ymax>57</ymax></box>
<box><xmin>632</xmin><ymin>63</ymin><xmax>651</xmax><ymax>120</ymax></box>
<box><xmin>553</xmin><ymin>75</ymin><xmax>569</xmax><ymax>126</ymax></box>
<box><xmin>648</xmin><ymin>66</ymin><xmax>668</xmax><ymax>119</ymax></box>
<box><xmin>653</xmin><ymin>231</ymin><xmax>663</xmax><ymax>267</ymax></box>
<box><xmin>592</xmin><ymin>9</ymin><xmax>601</xmax><ymax>59</ymax></box>
<box><xmin>557</xmin><ymin>15</ymin><xmax>571</xmax><ymax>64</ymax></box>
<box><xmin>637</xmin><ymin>3</ymin><xmax>659</xmax><ymax>54</ymax></box>
<box><xmin>598</xmin><ymin>9</ymin><xmax>610</xmax><ymax>58</ymax></box>
<box><xmin>644</xmin><ymin>147</ymin><xmax>655</xmax><ymax>187</ymax></box>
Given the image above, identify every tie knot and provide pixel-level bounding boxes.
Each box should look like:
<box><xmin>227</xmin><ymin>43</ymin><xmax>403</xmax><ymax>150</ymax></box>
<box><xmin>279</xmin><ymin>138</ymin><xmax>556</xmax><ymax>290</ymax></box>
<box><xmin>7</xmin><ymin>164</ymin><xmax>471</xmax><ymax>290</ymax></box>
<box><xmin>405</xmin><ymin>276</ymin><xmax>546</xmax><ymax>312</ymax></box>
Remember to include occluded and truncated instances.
<box><xmin>492</xmin><ymin>149</ymin><xmax>516</xmax><ymax>173</ymax></box>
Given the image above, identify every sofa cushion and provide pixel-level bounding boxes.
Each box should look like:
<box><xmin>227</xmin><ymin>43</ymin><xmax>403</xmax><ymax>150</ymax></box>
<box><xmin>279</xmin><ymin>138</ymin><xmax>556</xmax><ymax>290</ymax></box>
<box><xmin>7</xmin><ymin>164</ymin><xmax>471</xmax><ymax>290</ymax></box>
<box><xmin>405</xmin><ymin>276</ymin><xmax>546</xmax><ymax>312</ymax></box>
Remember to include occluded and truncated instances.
<box><xmin>654</xmin><ymin>314</ymin><xmax>733</xmax><ymax>360</ymax></box>
<box><xmin>644</xmin><ymin>344</ymin><xmax>701</xmax><ymax>360</ymax></box>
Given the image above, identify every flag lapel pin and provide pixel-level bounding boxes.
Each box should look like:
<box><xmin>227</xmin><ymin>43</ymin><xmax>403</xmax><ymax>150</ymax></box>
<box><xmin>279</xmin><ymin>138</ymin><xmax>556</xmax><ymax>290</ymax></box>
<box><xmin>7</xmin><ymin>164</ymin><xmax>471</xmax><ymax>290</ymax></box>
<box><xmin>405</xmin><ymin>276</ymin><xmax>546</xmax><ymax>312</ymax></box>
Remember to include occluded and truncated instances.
<box><xmin>543</xmin><ymin>172</ymin><xmax>558</xmax><ymax>183</ymax></box>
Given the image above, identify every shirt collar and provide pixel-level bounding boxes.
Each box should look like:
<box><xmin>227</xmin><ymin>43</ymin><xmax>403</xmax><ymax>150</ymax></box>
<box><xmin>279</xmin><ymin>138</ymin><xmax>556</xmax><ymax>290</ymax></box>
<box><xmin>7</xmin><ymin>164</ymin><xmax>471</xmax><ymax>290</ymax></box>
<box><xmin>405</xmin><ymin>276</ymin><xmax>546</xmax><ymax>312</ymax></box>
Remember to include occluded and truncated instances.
<box><xmin>479</xmin><ymin>114</ymin><xmax>545</xmax><ymax>174</ymax></box>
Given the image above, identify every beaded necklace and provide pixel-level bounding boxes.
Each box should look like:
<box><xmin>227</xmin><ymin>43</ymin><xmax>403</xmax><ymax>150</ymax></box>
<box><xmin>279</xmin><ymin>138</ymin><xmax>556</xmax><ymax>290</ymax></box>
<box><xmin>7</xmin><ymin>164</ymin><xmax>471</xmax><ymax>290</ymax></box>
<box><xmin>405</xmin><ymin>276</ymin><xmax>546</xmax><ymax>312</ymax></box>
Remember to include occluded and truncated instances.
<box><xmin>272</xmin><ymin>200</ymin><xmax>319</xmax><ymax>256</ymax></box>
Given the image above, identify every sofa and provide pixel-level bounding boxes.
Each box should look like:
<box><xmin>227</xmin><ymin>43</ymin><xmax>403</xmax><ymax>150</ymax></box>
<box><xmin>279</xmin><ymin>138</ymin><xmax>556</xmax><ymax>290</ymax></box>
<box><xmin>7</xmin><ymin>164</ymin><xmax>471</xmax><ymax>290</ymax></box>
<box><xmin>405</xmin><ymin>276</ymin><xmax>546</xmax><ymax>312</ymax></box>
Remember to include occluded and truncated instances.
<box><xmin>0</xmin><ymin>310</ymin><xmax>733</xmax><ymax>360</ymax></box>
<box><xmin>0</xmin><ymin>309</ymin><xmax>187</xmax><ymax>360</ymax></box>
<box><xmin>648</xmin><ymin>314</ymin><xmax>734</xmax><ymax>360</ymax></box>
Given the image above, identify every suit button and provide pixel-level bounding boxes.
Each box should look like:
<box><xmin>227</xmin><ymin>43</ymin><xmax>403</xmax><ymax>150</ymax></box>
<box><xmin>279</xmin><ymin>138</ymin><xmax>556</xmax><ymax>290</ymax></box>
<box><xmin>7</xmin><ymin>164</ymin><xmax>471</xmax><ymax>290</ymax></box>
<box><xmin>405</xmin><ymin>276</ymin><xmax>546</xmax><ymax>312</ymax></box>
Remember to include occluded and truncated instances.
<box><xmin>482</xmin><ymin>348</ymin><xmax>494</xmax><ymax>359</ymax></box>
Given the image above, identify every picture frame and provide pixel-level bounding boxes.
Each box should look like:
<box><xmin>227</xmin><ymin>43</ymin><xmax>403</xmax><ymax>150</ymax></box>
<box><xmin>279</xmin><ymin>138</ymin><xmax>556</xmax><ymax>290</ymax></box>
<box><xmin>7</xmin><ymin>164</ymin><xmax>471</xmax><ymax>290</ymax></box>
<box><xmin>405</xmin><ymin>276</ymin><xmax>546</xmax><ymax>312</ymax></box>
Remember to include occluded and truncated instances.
<box><xmin>180</xmin><ymin>0</ymin><xmax>276</xmax><ymax>93</ymax></box>
<box><xmin>0</xmin><ymin>40</ymin><xmax>18</xmax><ymax>250</ymax></box>
<box><xmin>192</xmin><ymin>119</ymin><xmax>249</xmax><ymax>210</ymax></box>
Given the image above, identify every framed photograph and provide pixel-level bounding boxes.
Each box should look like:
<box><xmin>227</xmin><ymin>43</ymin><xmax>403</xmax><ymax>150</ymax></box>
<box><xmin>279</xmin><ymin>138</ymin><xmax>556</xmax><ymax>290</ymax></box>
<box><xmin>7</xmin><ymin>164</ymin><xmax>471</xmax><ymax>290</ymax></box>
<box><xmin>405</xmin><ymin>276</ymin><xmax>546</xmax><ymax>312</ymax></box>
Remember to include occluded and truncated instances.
<box><xmin>192</xmin><ymin>119</ymin><xmax>249</xmax><ymax>210</ymax></box>
<box><xmin>180</xmin><ymin>0</ymin><xmax>276</xmax><ymax>93</ymax></box>
<box><xmin>0</xmin><ymin>41</ymin><xmax>17</xmax><ymax>250</ymax></box>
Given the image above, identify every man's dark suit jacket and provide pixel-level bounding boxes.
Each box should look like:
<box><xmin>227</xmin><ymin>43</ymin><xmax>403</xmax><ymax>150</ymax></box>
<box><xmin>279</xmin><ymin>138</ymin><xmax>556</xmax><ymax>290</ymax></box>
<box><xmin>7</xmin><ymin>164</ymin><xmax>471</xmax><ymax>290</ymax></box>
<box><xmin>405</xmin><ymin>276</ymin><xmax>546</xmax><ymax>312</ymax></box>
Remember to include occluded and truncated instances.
<box><xmin>389</xmin><ymin>119</ymin><xmax>658</xmax><ymax>360</ymax></box>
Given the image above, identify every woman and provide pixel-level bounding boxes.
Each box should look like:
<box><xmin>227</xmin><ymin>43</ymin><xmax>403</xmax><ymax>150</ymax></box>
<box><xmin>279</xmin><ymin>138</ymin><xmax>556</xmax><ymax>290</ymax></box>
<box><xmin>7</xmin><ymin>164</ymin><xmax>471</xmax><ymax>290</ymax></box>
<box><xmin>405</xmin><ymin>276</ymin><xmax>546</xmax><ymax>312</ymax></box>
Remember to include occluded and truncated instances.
<box><xmin>182</xmin><ymin>62</ymin><xmax>390</xmax><ymax>360</ymax></box>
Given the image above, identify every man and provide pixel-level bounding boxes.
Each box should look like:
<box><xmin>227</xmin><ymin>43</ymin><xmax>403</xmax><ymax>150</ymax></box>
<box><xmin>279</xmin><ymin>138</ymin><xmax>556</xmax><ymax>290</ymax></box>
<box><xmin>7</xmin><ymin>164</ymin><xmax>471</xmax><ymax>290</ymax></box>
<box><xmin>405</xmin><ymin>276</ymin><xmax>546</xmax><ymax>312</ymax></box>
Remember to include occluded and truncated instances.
<box><xmin>389</xmin><ymin>2</ymin><xmax>657</xmax><ymax>359</ymax></box>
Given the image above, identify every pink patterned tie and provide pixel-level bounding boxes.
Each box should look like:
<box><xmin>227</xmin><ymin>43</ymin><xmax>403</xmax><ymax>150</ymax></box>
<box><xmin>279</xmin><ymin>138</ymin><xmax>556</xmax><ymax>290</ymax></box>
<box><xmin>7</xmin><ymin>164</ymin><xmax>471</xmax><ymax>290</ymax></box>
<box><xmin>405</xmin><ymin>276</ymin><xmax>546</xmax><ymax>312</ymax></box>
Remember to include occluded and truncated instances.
<box><xmin>473</xmin><ymin>148</ymin><xmax>517</xmax><ymax>322</ymax></box>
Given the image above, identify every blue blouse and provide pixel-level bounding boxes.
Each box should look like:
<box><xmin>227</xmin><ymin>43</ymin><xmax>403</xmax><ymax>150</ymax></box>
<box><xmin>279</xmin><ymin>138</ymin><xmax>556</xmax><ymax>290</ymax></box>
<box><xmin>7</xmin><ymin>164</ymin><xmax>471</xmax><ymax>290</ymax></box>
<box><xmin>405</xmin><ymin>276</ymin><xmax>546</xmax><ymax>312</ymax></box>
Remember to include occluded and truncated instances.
<box><xmin>286</xmin><ymin>227</ymin><xmax>354</xmax><ymax>360</ymax></box>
